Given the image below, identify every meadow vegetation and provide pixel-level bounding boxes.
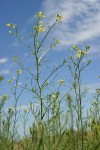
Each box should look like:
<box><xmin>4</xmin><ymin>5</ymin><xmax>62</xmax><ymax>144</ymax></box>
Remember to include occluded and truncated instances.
<box><xmin>0</xmin><ymin>12</ymin><xmax>100</xmax><ymax>150</ymax></box>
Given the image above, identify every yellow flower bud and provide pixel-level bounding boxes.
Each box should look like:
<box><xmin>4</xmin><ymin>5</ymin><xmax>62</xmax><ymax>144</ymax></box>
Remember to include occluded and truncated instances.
<box><xmin>3</xmin><ymin>94</ymin><xmax>8</xmax><ymax>100</ymax></box>
<box><xmin>56</xmin><ymin>14</ymin><xmax>62</xmax><ymax>22</ymax></box>
<box><xmin>36</xmin><ymin>25</ymin><xmax>45</xmax><ymax>33</ymax></box>
<box><xmin>8</xmin><ymin>79</ymin><xmax>12</xmax><ymax>84</ymax></box>
<box><xmin>77</xmin><ymin>51</ymin><xmax>82</xmax><ymax>58</ymax></box>
<box><xmin>77</xmin><ymin>50</ymin><xmax>87</xmax><ymax>58</ymax></box>
<box><xmin>17</xmin><ymin>70</ymin><xmax>22</xmax><ymax>75</ymax></box>
<box><xmin>58</xmin><ymin>79</ymin><xmax>64</xmax><ymax>85</ymax></box>
<box><xmin>73</xmin><ymin>45</ymin><xmax>79</xmax><ymax>51</ymax></box>
<box><xmin>6</xmin><ymin>24</ymin><xmax>12</xmax><ymax>27</ymax></box>
<box><xmin>38</xmin><ymin>12</ymin><xmax>45</xmax><ymax>18</ymax></box>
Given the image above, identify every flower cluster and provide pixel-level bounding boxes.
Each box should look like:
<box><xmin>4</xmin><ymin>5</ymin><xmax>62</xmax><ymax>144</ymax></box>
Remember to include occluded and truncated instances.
<box><xmin>17</xmin><ymin>70</ymin><xmax>22</xmax><ymax>75</ymax></box>
<box><xmin>38</xmin><ymin>12</ymin><xmax>45</xmax><ymax>18</ymax></box>
<box><xmin>77</xmin><ymin>50</ymin><xmax>87</xmax><ymax>58</ymax></box>
<box><xmin>71</xmin><ymin>45</ymin><xmax>88</xmax><ymax>58</ymax></box>
<box><xmin>72</xmin><ymin>45</ymin><xmax>79</xmax><ymax>51</ymax></box>
<box><xmin>6</xmin><ymin>23</ymin><xmax>17</xmax><ymax>35</ymax></box>
<box><xmin>36</xmin><ymin>25</ymin><xmax>45</xmax><ymax>33</ymax></box>
<box><xmin>6</xmin><ymin>24</ymin><xmax>17</xmax><ymax>28</ymax></box>
<box><xmin>56</xmin><ymin>14</ymin><xmax>62</xmax><ymax>22</ymax></box>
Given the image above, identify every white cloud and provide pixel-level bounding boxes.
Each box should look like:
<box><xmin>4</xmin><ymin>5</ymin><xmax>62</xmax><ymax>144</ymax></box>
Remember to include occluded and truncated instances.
<box><xmin>0</xmin><ymin>70</ymin><xmax>10</xmax><ymax>75</ymax></box>
<box><xmin>85</xmin><ymin>83</ymin><xmax>100</xmax><ymax>93</ymax></box>
<box><xmin>0</xmin><ymin>58</ymin><xmax>8</xmax><ymax>64</ymax></box>
<box><xmin>86</xmin><ymin>44</ymin><xmax>100</xmax><ymax>59</ymax></box>
<box><xmin>10</xmin><ymin>1</ymin><xmax>100</xmax><ymax>58</ymax></box>
<box><xmin>88</xmin><ymin>46</ymin><xmax>100</xmax><ymax>55</ymax></box>
<box><xmin>41</xmin><ymin>0</ymin><xmax>100</xmax><ymax>53</ymax></box>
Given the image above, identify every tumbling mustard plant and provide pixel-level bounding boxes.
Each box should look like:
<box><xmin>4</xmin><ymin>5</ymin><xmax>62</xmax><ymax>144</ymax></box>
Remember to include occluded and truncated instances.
<box><xmin>4</xmin><ymin>11</ymin><xmax>100</xmax><ymax>150</ymax></box>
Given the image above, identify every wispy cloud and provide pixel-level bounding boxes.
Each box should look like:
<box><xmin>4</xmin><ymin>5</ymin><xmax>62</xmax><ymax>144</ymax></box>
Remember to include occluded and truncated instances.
<box><xmin>0</xmin><ymin>58</ymin><xmax>8</xmax><ymax>64</ymax></box>
<box><xmin>10</xmin><ymin>1</ymin><xmax>100</xmax><ymax>58</ymax></box>
<box><xmin>87</xmin><ymin>44</ymin><xmax>100</xmax><ymax>59</ymax></box>
<box><xmin>85</xmin><ymin>83</ymin><xmax>100</xmax><ymax>93</ymax></box>
<box><xmin>0</xmin><ymin>69</ymin><xmax>10</xmax><ymax>75</ymax></box>
<box><xmin>41</xmin><ymin>0</ymin><xmax>100</xmax><ymax>53</ymax></box>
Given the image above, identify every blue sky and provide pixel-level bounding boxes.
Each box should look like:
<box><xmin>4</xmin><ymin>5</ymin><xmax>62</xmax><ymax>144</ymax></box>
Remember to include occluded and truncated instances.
<box><xmin>0</xmin><ymin>0</ymin><xmax>100</xmax><ymax>102</ymax></box>
<box><xmin>0</xmin><ymin>0</ymin><xmax>100</xmax><ymax>135</ymax></box>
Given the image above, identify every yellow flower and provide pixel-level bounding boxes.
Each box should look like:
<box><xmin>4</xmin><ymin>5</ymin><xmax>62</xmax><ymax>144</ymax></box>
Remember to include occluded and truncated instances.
<box><xmin>36</xmin><ymin>25</ymin><xmax>45</xmax><ymax>32</ymax></box>
<box><xmin>77</xmin><ymin>51</ymin><xmax>82</xmax><ymax>58</ymax></box>
<box><xmin>38</xmin><ymin>12</ymin><xmax>45</xmax><ymax>18</ymax></box>
<box><xmin>56</xmin><ymin>14</ymin><xmax>62</xmax><ymax>22</ymax></box>
<box><xmin>6</xmin><ymin>24</ymin><xmax>12</xmax><ymax>27</ymax></box>
<box><xmin>55</xmin><ymin>39</ymin><xmax>61</xmax><ymax>45</ymax></box>
<box><xmin>77</xmin><ymin>50</ymin><xmax>87</xmax><ymax>58</ymax></box>
<box><xmin>6</xmin><ymin>23</ymin><xmax>17</xmax><ymax>28</ymax></box>
<box><xmin>17</xmin><ymin>70</ymin><xmax>22</xmax><ymax>75</ymax></box>
<box><xmin>73</xmin><ymin>45</ymin><xmax>79</xmax><ymax>51</ymax></box>
<box><xmin>55</xmin><ymin>39</ymin><xmax>61</xmax><ymax>43</ymax></box>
